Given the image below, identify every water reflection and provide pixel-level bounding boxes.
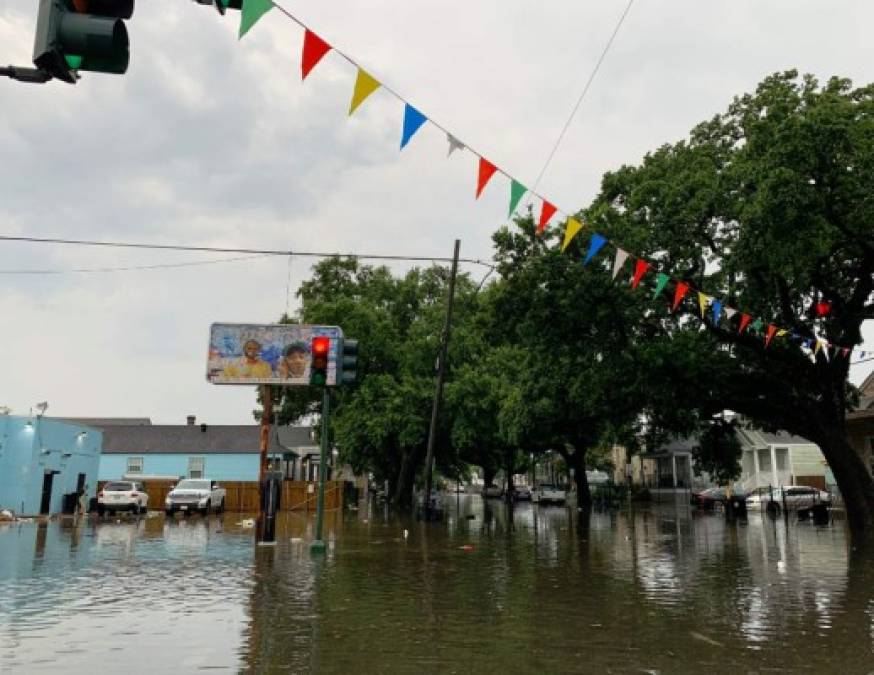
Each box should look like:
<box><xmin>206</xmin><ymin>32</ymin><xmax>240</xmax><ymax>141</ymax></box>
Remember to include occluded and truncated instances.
<box><xmin>0</xmin><ymin>498</ymin><xmax>872</xmax><ymax>673</ymax></box>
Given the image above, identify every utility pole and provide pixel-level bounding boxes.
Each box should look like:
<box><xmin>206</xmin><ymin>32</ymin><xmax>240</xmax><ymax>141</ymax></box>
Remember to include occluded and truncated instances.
<box><xmin>310</xmin><ymin>387</ymin><xmax>330</xmax><ymax>554</ymax></box>
<box><xmin>422</xmin><ymin>239</ymin><xmax>460</xmax><ymax>519</ymax></box>
<box><xmin>256</xmin><ymin>385</ymin><xmax>276</xmax><ymax>544</ymax></box>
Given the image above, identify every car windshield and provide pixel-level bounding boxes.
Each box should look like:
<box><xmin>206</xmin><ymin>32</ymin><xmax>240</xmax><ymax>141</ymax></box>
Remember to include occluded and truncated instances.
<box><xmin>104</xmin><ymin>482</ymin><xmax>133</xmax><ymax>491</ymax></box>
<box><xmin>175</xmin><ymin>480</ymin><xmax>210</xmax><ymax>490</ymax></box>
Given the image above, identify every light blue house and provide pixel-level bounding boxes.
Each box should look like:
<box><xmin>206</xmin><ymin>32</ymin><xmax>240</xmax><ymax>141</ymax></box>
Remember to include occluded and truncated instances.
<box><xmin>0</xmin><ymin>415</ymin><xmax>101</xmax><ymax>516</ymax></box>
<box><xmin>95</xmin><ymin>417</ymin><xmax>317</xmax><ymax>482</ymax></box>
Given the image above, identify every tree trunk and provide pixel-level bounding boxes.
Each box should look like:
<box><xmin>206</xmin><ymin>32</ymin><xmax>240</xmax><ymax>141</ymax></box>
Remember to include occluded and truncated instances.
<box><xmin>565</xmin><ymin>449</ymin><xmax>591</xmax><ymax>510</ymax></box>
<box><xmin>504</xmin><ymin>449</ymin><xmax>514</xmax><ymax>503</ymax></box>
<box><xmin>816</xmin><ymin>428</ymin><xmax>874</xmax><ymax>536</ymax></box>
<box><xmin>483</xmin><ymin>465</ymin><xmax>496</xmax><ymax>489</ymax></box>
<box><xmin>393</xmin><ymin>448</ymin><xmax>420</xmax><ymax>510</ymax></box>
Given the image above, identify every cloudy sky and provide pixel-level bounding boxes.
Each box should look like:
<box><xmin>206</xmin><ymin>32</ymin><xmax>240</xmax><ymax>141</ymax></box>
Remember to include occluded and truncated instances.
<box><xmin>1</xmin><ymin>0</ymin><xmax>872</xmax><ymax>424</ymax></box>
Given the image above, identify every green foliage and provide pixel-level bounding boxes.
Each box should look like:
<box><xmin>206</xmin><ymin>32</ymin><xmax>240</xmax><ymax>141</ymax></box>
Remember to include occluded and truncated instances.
<box><xmin>691</xmin><ymin>418</ymin><xmax>742</xmax><ymax>485</ymax></box>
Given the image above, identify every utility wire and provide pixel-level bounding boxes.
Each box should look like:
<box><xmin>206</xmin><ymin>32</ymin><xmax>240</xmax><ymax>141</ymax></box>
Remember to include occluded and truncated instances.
<box><xmin>530</xmin><ymin>0</ymin><xmax>636</xmax><ymax>195</ymax></box>
<box><xmin>0</xmin><ymin>253</ymin><xmax>268</xmax><ymax>275</ymax></box>
<box><xmin>0</xmin><ymin>234</ymin><xmax>496</xmax><ymax>270</ymax></box>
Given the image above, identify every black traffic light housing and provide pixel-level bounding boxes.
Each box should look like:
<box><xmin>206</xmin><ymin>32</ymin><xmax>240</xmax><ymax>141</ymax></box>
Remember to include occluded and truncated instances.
<box><xmin>309</xmin><ymin>336</ymin><xmax>330</xmax><ymax>387</ymax></box>
<box><xmin>340</xmin><ymin>338</ymin><xmax>358</xmax><ymax>385</ymax></box>
<box><xmin>33</xmin><ymin>0</ymin><xmax>133</xmax><ymax>84</ymax></box>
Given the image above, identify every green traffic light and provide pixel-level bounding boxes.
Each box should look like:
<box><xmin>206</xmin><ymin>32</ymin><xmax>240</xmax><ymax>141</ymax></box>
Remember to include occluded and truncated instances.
<box><xmin>310</xmin><ymin>372</ymin><xmax>327</xmax><ymax>386</ymax></box>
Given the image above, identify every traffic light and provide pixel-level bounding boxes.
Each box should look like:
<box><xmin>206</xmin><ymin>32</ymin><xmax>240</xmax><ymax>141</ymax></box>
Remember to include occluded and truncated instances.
<box><xmin>32</xmin><ymin>0</ymin><xmax>134</xmax><ymax>84</ymax></box>
<box><xmin>193</xmin><ymin>0</ymin><xmax>242</xmax><ymax>15</ymax></box>
<box><xmin>310</xmin><ymin>336</ymin><xmax>330</xmax><ymax>386</ymax></box>
<box><xmin>340</xmin><ymin>338</ymin><xmax>358</xmax><ymax>385</ymax></box>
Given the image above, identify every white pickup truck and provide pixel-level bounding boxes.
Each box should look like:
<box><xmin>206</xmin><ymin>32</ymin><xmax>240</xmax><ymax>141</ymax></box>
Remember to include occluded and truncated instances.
<box><xmin>164</xmin><ymin>479</ymin><xmax>227</xmax><ymax>517</ymax></box>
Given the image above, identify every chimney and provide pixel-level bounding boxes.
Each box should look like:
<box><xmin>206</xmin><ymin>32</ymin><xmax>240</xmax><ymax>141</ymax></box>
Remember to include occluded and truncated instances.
<box><xmin>186</xmin><ymin>415</ymin><xmax>196</xmax><ymax>426</ymax></box>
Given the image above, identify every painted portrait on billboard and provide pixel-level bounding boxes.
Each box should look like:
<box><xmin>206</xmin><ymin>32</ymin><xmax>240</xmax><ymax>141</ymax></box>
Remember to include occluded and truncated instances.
<box><xmin>207</xmin><ymin>323</ymin><xmax>341</xmax><ymax>386</ymax></box>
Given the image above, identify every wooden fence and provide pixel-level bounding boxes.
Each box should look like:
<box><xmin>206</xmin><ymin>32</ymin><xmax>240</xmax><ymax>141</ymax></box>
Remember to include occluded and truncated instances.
<box><xmin>98</xmin><ymin>480</ymin><xmax>344</xmax><ymax>512</ymax></box>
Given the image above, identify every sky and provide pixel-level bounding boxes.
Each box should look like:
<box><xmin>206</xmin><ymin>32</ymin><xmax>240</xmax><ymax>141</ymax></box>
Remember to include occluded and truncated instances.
<box><xmin>0</xmin><ymin>0</ymin><xmax>872</xmax><ymax>424</ymax></box>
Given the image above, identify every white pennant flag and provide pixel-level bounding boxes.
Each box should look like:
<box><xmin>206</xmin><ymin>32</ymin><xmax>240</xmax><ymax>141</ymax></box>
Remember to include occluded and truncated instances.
<box><xmin>612</xmin><ymin>248</ymin><xmax>629</xmax><ymax>280</ymax></box>
<box><xmin>447</xmin><ymin>133</ymin><xmax>465</xmax><ymax>157</ymax></box>
<box><xmin>724</xmin><ymin>307</ymin><xmax>737</xmax><ymax>321</ymax></box>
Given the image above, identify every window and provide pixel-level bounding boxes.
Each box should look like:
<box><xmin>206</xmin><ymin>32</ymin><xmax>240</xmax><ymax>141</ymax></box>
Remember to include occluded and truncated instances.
<box><xmin>127</xmin><ymin>457</ymin><xmax>143</xmax><ymax>474</ymax></box>
<box><xmin>757</xmin><ymin>449</ymin><xmax>771</xmax><ymax>472</ymax></box>
<box><xmin>775</xmin><ymin>448</ymin><xmax>789</xmax><ymax>471</ymax></box>
<box><xmin>188</xmin><ymin>456</ymin><xmax>205</xmax><ymax>479</ymax></box>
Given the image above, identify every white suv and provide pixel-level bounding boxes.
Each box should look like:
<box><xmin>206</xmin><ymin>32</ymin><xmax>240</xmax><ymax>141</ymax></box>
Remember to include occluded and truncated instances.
<box><xmin>97</xmin><ymin>481</ymin><xmax>149</xmax><ymax>515</ymax></box>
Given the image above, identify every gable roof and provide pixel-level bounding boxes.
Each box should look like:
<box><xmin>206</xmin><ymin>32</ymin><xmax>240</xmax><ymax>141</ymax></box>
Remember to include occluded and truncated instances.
<box><xmin>98</xmin><ymin>424</ymin><xmax>317</xmax><ymax>455</ymax></box>
<box><xmin>735</xmin><ymin>426</ymin><xmax>814</xmax><ymax>449</ymax></box>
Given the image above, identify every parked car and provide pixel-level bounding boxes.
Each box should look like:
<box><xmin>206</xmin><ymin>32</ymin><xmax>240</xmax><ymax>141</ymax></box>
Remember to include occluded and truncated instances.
<box><xmin>512</xmin><ymin>485</ymin><xmax>532</xmax><ymax>501</ymax></box>
<box><xmin>746</xmin><ymin>486</ymin><xmax>830</xmax><ymax>512</ymax></box>
<box><xmin>532</xmin><ymin>484</ymin><xmax>567</xmax><ymax>505</ymax></box>
<box><xmin>690</xmin><ymin>487</ymin><xmax>728</xmax><ymax>508</ymax></box>
<box><xmin>97</xmin><ymin>481</ymin><xmax>149</xmax><ymax>515</ymax></box>
<box><xmin>164</xmin><ymin>479</ymin><xmax>227</xmax><ymax>517</ymax></box>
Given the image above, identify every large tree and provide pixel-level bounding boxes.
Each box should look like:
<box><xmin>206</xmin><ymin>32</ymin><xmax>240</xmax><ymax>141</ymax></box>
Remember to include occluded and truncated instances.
<box><xmin>586</xmin><ymin>71</ymin><xmax>874</xmax><ymax>533</ymax></box>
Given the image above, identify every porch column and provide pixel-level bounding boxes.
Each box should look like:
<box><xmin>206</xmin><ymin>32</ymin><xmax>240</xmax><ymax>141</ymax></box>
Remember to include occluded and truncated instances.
<box><xmin>770</xmin><ymin>445</ymin><xmax>779</xmax><ymax>486</ymax></box>
<box><xmin>672</xmin><ymin>454</ymin><xmax>678</xmax><ymax>488</ymax></box>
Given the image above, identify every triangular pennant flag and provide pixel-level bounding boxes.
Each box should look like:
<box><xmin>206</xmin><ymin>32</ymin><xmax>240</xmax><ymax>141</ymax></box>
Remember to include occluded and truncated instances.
<box><xmin>475</xmin><ymin>158</ymin><xmax>498</xmax><ymax>199</ymax></box>
<box><xmin>400</xmin><ymin>104</ymin><xmax>428</xmax><ymax>149</ymax></box>
<box><xmin>561</xmin><ymin>217</ymin><xmax>583</xmax><ymax>252</ymax></box>
<box><xmin>631</xmin><ymin>260</ymin><xmax>651</xmax><ymax>289</ymax></box>
<box><xmin>672</xmin><ymin>281</ymin><xmax>689</xmax><ymax>311</ymax></box>
<box><xmin>583</xmin><ymin>233</ymin><xmax>608</xmax><ymax>266</ymax></box>
<box><xmin>301</xmin><ymin>30</ymin><xmax>331</xmax><ymax>80</ymax></box>
<box><xmin>750</xmin><ymin>318</ymin><xmax>764</xmax><ymax>333</ymax></box>
<box><xmin>724</xmin><ymin>307</ymin><xmax>737</xmax><ymax>321</ymax></box>
<box><xmin>239</xmin><ymin>0</ymin><xmax>273</xmax><ymax>38</ymax></box>
<box><xmin>776</xmin><ymin>329</ymin><xmax>788</xmax><ymax>337</ymax></box>
<box><xmin>712</xmin><ymin>300</ymin><xmax>722</xmax><ymax>324</ymax></box>
<box><xmin>653</xmin><ymin>273</ymin><xmax>670</xmax><ymax>298</ymax></box>
<box><xmin>447</xmin><ymin>134</ymin><xmax>465</xmax><ymax>157</ymax></box>
<box><xmin>842</xmin><ymin>347</ymin><xmax>850</xmax><ymax>358</ymax></box>
<box><xmin>537</xmin><ymin>201</ymin><xmax>557</xmax><ymax>233</ymax></box>
<box><xmin>765</xmin><ymin>324</ymin><xmax>777</xmax><ymax>348</ymax></box>
<box><xmin>508</xmin><ymin>180</ymin><xmax>526</xmax><ymax>218</ymax></box>
<box><xmin>830</xmin><ymin>344</ymin><xmax>839</xmax><ymax>358</ymax></box>
<box><xmin>823</xmin><ymin>343</ymin><xmax>831</xmax><ymax>362</ymax></box>
<box><xmin>349</xmin><ymin>69</ymin><xmax>381</xmax><ymax>115</ymax></box>
<box><xmin>697</xmin><ymin>292</ymin><xmax>710</xmax><ymax>318</ymax></box>
<box><xmin>612</xmin><ymin>249</ymin><xmax>629</xmax><ymax>280</ymax></box>
<box><xmin>738</xmin><ymin>313</ymin><xmax>752</xmax><ymax>333</ymax></box>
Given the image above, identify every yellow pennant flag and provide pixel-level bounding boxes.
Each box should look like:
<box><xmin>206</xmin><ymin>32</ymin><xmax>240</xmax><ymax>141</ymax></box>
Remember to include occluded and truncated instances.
<box><xmin>776</xmin><ymin>329</ymin><xmax>788</xmax><ymax>337</ymax></box>
<box><xmin>697</xmin><ymin>292</ymin><xmax>709</xmax><ymax>318</ymax></box>
<box><xmin>815</xmin><ymin>340</ymin><xmax>823</xmax><ymax>355</ymax></box>
<box><xmin>349</xmin><ymin>69</ymin><xmax>381</xmax><ymax>115</ymax></box>
<box><xmin>561</xmin><ymin>217</ymin><xmax>583</xmax><ymax>252</ymax></box>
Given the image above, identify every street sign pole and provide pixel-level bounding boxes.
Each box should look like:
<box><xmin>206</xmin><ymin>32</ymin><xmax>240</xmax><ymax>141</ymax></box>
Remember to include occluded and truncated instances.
<box><xmin>311</xmin><ymin>387</ymin><xmax>330</xmax><ymax>554</ymax></box>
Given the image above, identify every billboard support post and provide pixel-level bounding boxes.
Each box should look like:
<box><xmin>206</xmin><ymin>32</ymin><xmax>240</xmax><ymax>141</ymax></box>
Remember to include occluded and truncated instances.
<box><xmin>256</xmin><ymin>385</ymin><xmax>275</xmax><ymax>545</ymax></box>
<box><xmin>311</xmin><ymin>387</ymin><xmax>330</xmax><ymax>554</ymax></box>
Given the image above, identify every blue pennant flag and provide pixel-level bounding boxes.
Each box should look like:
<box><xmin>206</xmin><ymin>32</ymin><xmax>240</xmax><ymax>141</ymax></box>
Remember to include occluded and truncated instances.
<box><xmin>582</xmin><ymin>233</ymin><xmax>608</xmax><ymax>266</ymax></box>
<box><xmin>711</xmin><ymin>300</ymin><xmax>722</xmax><ymax>324</ymax></box>
<box><xmin>400</xmin><ymin>104</ymin><xmax>428</xmax><ymax>149</ymax></box>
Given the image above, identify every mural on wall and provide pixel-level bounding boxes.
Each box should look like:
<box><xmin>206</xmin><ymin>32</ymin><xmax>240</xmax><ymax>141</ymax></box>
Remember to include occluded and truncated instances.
<box><xmin>207</xmin><ymin>323</ymin><xmax>342</xmax><ymax>386</ymax></box>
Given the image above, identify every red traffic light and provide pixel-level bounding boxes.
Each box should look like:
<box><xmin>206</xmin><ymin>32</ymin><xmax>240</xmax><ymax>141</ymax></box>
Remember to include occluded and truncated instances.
<box><xmin>312</xmin><ymin>336</ymin><xmax>329</xmax><ymax>356</ymax></box>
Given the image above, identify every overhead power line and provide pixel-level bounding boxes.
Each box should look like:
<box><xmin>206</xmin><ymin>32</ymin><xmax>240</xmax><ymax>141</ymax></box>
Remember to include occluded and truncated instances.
<box><xmin>0</xmin><ymin>234</ymin><xmax>496</xmax><ymax>272</ymax></box>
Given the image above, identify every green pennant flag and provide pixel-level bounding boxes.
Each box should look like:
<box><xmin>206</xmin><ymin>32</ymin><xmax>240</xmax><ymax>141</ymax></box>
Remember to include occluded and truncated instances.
<box><xmin>652</xmin><ymin>273</ymin><xmax>670</xmax><ymax>298</ymax></box>
<box><xmin>508</xmin><ymin>180</ymin><xmax>526</xmax><ymax>218</ymax></box>
<box><xmin>239</xmin><ymin>0</ymin><xmax>273</xmax><ymax>39</ymax></box>
<box><xmin>750</xmin><ymin>318</ymin><xmax>764</xmax><ymax>333</ymax></box>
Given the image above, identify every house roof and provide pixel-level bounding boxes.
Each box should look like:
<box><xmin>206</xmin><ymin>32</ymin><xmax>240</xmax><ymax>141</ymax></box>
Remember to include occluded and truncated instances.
<box><xmin>56</xmin><ymin>417</ymin><xmax>153</xmax><ymax>427</ymax></box>
<box><xmin>735</xmin><ymin>426</ymin><xmax>813</xmax><ymax>449</ymax></box>
<box><xmin>98</xmin><ymin>424</ymin><xmax>317</xmax><ymax>455</ymax></box>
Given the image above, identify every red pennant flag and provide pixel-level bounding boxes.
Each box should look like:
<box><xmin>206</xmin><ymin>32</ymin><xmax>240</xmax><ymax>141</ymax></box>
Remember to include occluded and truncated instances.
<box><xmin>537</xmin><ymin>201</ymin><xmax>557</xmax><ymax>234</ymax></box>
<box><xmin>738</xmin><ymin>314</ymin><xmax>751</xmax><ymax>334</ymax></box>
<box><xmin>631</xmin><ymin>259</ymin><xmax>651</xmax><ymax>289</ymax></box>
<box><xmin>672</xmin><ymin>281</ymin><xmax>689</xmax><ymax>311</ymax></box>
<box><xmin>765</xmin><ymin>324</ymin><xmax>777</xmax><ymax>348</ymax></box>
<box><xmin>815</xmin><ymin>301</ymin><xmax>832</xmax><ymax>317</ymax></box>
<box><xmin>301</xmin><ymin>30</ymin><xmax>331</xmax><ymax>80</ymax></box>
<box><xmin>475</xmin><ymin>158</ymin><xmax>498</xmax><ymax>199</ymax></box>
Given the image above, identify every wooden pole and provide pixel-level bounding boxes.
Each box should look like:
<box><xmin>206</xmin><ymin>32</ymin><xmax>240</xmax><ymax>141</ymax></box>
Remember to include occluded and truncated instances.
<box><xmin>257</xmin><ymin>385</ymin><xmax>273</xmax><ymax>543</ymax></box>
<box><xmin>422</xmin><ymin>239</ymin><xmax>461</xmax><ymax>518</ymax></box>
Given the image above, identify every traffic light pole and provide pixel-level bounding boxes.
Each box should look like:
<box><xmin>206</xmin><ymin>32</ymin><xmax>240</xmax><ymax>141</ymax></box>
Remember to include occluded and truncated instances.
<box><xmin>256</xmin><ymin>385</ymin><xmax>274</xmax><ymax>545</ymax></box>
<box><xmin>422</xmin><ymin>239</ymin><xmax>460</xmax><ymax>519</ymax></box>
<box><xmin>310</xmin><ymin>386</ymin><xmax>331</xmax><ymax>554</ymax></box>
<box><xmin>0</xmin><ymin>65</ymin><xmax>52</xmax><ymax>83</ymax></box>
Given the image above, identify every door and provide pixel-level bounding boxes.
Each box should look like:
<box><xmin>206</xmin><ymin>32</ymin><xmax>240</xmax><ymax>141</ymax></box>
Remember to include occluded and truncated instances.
<box><xmin>40</xmin><ymin>471</ymin><xmax>55</xmax><ymax>515</ymax></box>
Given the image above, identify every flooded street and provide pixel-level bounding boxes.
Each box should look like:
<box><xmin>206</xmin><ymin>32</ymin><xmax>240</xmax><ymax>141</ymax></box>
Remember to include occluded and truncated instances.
<box><xmin>1</xmin><ymin>496</ymin><xmax>873</xmax><ymax>674</ymax></box>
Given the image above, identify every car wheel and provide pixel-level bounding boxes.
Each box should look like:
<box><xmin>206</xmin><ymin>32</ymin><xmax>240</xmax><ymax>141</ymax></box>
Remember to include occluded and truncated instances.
<box><xmin>217</xmin><ymin>499</ymin><xmax>225</xmax><ymax>515</ymax></box>
<box><xmin>97</xmin><ymin>506</ymin><xmax>105</xmax><ymax>517</ymax></box>
<box><xmin>200</xmin><ymin>500</ymin><xmax>210</xmax><ymax>517</ymax></box>
<box><xmin>165</xmin><ymin>509</ymin><xmax>174</xmax><ymax>518</ymax></box>
<box><xmin>766</xmin><ymin>501</ymin><xmax>781</xmax><ymax>517</ymax></box>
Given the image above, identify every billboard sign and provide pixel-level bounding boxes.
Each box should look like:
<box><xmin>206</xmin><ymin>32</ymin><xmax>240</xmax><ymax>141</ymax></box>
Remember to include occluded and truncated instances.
<box><xmin>207</xmin><ymin>323</ymin><xmax>343</xmax><ymax>386</ymax></box>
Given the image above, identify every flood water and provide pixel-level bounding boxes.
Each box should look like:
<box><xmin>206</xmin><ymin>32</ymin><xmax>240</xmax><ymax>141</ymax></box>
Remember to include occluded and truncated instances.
<box><xmin>1</xmin><ymin>495</ymin><xmax>872</xmax><ymax>674</ymax></box>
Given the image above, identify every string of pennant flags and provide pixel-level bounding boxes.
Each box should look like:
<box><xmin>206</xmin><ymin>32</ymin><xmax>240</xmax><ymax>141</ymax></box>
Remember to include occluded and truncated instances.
<box><xmin>232</xmin><ymin>0</ymin><xmax>866</xmax><ymax>364</ymax></box>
